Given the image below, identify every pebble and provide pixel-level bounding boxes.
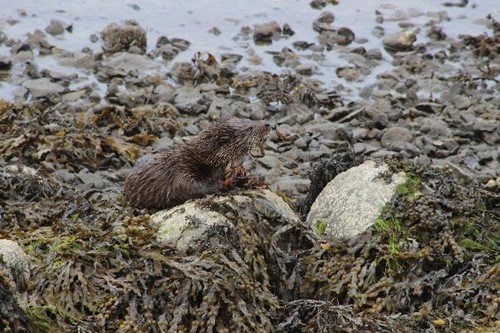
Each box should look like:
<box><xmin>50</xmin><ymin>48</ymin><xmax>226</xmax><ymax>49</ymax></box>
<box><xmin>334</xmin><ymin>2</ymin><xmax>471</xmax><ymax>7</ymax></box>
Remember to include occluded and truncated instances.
<box><xmin>253</xmin><ymin>21</ymin><xmax>281</xmax><ymax>43</ymax></box>
<box><xmin>101</xmin><ymin>21</ymin><xmax>147</xmax><ymax>54</ymax></box>
<box><xmin>22</xmin><ymin>78</ymin><xmax>65</xmax><ymax>98</ymax></box>
<box><xmin>452</xmin><ymin>95</ymin><xmax>472</xmax><ymax>110</ymax></box>
<box><xmin>381</xmin><ymin>126</ymin><xmax>414</xmax><ymax>149</ymax></box>
<box><xmin>45</xmin><ymin>19</ymin><xmax>66</xmax><ymax>36</ymax></box>
<box><xmin>383</xmin><ymin>30</ymin><xmax>416</xmax><ymax>51</ymax></box>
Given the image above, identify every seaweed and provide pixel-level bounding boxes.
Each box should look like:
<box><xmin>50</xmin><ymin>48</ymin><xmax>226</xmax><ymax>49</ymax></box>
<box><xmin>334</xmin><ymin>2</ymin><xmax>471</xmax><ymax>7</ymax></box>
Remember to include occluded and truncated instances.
<box><xmin>298</xmin><ymin>165</ymin><xmax>499</xmax><ymax>331</ymax></box>
<box><xmin>1</xmin><ymin>74</ymin><xmax>498</xmax><ymax>332</ymax></box>
<box><xmin>0</xmin><ymin>271</ymin><xmax>31</xmax><ymax>333</ymax></box>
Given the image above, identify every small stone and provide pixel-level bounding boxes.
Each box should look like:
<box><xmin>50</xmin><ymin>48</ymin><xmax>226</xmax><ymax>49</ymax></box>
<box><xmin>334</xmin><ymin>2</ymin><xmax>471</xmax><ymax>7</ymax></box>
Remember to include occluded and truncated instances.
<box><xmin>253</xmin><ymin>21</ymin><xmax>281</xmax><ymax>43</ymax></box>
<box><xmin>294</xmin><ymin>137</ymin><xmax>310</xmax><ymax>150</ymax></box>
<box><xmin>485</xmin><ymin>179</ymin><xmax>497</xmax><ymax>189</ymax></box>
<box><xmin>0</xmin><ymin>56</ymin><xmax>12</xmax><ymax>70</ymax></box>
<box><xmin>89</xmin><ymin>33</ymin><xmax>99</xmax><ymax>43</ymax></box>
<box><xmin>184</xmin><ymin>124</ymin><xmax>199</xmax><ymax>136</ymax></box>
<box><xmin>317</xmin><ymin>11</ymin><xmax>335</xmax><ymax>24</ymax></box>
<box><xmin>282</xmin><ymin>23</ymin><xmax>295</xmax><ymax>36</ymax></box>
<box><xmin>414</xmin><ymin>102</ymin><xmax>445</xmax><ymax>113</ymax></box>
<box><xmin>295</xmin><ymin>64</ymin><xmax>316</xmax><ymax>76</ymax></box>
<box><xmin>381</xmin><ymin>126</ymin><xmax>414</xmax><ymax>149</ymax></box>
<box><xmin>452</xmin><ymin>95</ymin><xmax>472</xmax><ymax>110</ymax></box>
<box><xmin>383</xmin><ymin>30</ymin><xmax>416</xmax><ymax>52</ymax></box>
<box><xmin>101</xmin><ymin>21</ymin><xmax>147</xmax><ymax>54</ymax></box>
<box><xmin>22</xmin><ymin>78</ymin><xmax>65</xmax><ymax>98</ymax></box>
<box><xmin>366</xmin><ymin>48</ymin><xmax>383</xmax><ymax>60</ymax></box>
<box><xmin>62</xmin><ymin>90</ymin><xmax>87</xmax><ymax>102</ymax></box>
<box><xmin>319</xmin><ymin>28</ymin><xmax>355</xmax><ymax>47</ymax></box>
<box><xmin>336</xmin><ymin>67</ymin><xmax>360</xmax><ymax>81</ymax></box>
<box><xmin>208</xmin><ymin>27</ymin><xmax>222</xmax><ymax>36</ymax></box>
<box><xmin>45</xmin><ymin>19</ymin><xmax>66</xmax><ymax>36</ymax></box>
<box><xmin>258</xmin><ymin>155</ymin><xmax>281</xmax><ymax>169</ymax></box>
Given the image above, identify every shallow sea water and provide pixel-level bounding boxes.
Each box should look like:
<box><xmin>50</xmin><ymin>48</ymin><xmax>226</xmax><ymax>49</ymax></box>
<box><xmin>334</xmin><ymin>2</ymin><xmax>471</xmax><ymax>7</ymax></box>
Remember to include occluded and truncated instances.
<box><xmin>0</xmin><ymin>0</ymin><xmax>498</xmax><ymax>100</ymax></box>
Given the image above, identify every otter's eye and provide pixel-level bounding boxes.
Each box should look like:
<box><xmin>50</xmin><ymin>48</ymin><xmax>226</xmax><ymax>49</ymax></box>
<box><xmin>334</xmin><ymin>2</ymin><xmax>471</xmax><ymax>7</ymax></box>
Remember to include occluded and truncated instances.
<box><xmin>264</xmin><ymin>123</ymin><xmax>270</xmax><ymax>128</ymax></box>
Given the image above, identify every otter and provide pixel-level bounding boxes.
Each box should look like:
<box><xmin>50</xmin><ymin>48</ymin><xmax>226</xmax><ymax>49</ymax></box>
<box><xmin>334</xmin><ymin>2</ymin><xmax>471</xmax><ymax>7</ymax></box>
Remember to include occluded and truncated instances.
<box><xmin>123</xmin><ymin>120</ymin><xmax>271</xmax><ymax>209</ymax></box>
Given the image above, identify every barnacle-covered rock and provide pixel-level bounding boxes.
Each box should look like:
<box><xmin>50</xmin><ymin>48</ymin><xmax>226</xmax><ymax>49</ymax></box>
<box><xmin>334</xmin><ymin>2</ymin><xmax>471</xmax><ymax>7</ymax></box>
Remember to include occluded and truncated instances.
<box><xmin>0</xmin><ymin>239</ymin><xmax>30</xmax><ymax>307</ymax></box>
<box><xmin>150</xmin><ymin>188</ymin><xmax>301</xmax><ymax>253</ymax></box>
<box><xmin>101</xmin><ymin>21</ymin><xmax>147</xmax><ymax>54</ymax></box>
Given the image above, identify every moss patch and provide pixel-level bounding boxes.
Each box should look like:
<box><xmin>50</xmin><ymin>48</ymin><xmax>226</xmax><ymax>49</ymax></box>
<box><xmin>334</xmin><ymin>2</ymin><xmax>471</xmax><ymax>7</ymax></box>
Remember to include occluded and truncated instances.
<box><xmin>396</xmin><ymin>172</ymin><xmax>421</xmax><ymax>197</ymax></box>
<box><xmin>315</xmin><ymin>219</ymin><xmax>328</xmax><ymax>235</ymax></box>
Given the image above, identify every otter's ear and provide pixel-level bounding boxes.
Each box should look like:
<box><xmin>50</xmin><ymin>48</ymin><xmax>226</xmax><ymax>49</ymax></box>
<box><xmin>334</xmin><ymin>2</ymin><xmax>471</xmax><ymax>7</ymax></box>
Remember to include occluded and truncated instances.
<box><xmin>219</xmin><ymin>135</ymin><xmax>231</xmax><ymax>144</ymax></box>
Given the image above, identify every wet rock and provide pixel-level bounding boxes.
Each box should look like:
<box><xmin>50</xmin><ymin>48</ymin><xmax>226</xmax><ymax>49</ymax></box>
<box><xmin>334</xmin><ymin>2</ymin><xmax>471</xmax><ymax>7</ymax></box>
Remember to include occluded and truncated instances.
<box><xmin>272</xmin><ymin>48</ymin><xmax>301</xmax><ymax>68</ymax></box>
<box><xmin>155</xmin><ymin>37</ymin><xmax>191</xmax><ymax>60</ymax></box>
<box><xmin>22</xmin><ymin>78</ymin><xmax>65</xmax><ymax>98</ymax></box>
<box><xmin>58</xmin><ymin>52</ymin><xmax>97</xmax><ymax>71</ymax></box>
<box><xmin>426</xmin><ymin>138</ymin><xmax>459</xmax><ymax>158</ymax></box>
<box><xmin>0</xmin><ymin>239</ymin><xmax>30</xmax><ymax>304</ymax></box>
<box><xmin>41</xmin><ymin>68</ymin><xmax>77</xmax><ymax>84</ymax></box>
<box><xmin>128</xmin><ymin>45</ymin><xmax>143</xmax><ymax>54</ymax></box>
<box><xmin>316</xmin><ymin>11</ymin><xmax>335</xmax><ymax>24</ymax></box>
<box><xmin>253</xmin><ymin>21</ymin><xmax>281</xmax><ymax>43</ymax></box>
<box><xmin>25</xmin><ymin>29</ymin><xmax>54</xmax><ymax>54</ymax></box>
<box><xmin>52</xmin><ymin>169</ymin><xmax>79</xmax><ymax>184</ymax></box>
<box><xmin>336</xmin><ymin>67</ymin><xmax>360</xmax><ymax>81</ymax></box>
<box><xmin>381</xmin><ymin>126</ymin><xmax>414</xmax><ymax>150</ymax></box>
<box><xmin>427</xmin><ymin>25</ymin><xmax>447</xmax><ymax>41</ymax></box>
<box><xmin>472</xmin><ymin>119</ymin><xmax>498</xmax><ymax>133</ymax></box>
<box><xmin>62</xmin><ymin>90</ymin><xmax>87</xmax><ymax>103</ymax></box>
<box><xmin>170</xmin><ymin>38</ymin><xmax>191</xmax><ymax>52</ymax></box>
<box><xmin>273</xmin><ymin>178</ymin><xmax>311</xmax><ymax>195</ymax></box>
<box><xmin>0</xmin><ymin>56</ymin><xmax>12</xmax><ymax>71</ymax></box>
<box><xmin>309</xmin><ymin>0</ymin><xmax>328</xmax><ymax>9</ymax></box>
<box><xmin>112</xmin><ymin>89</ymin><xmax>148</xmax><ymax>108</ymax></box>
<box><xmin>366</xmin><ymin>48</ymin><xmax>383</xmax><ymax>60</ymax></box>
<box><xmin>208</xmin><ymin>27</ymin><xmax>222</xmax><ymax>36</ymax></box>
<box><xmin>319</xmin><ymin>27</ymin><xmax>355</xmax><ymax>47</ymax></box>
<box><xmin>414</xmin><ymin>102</ymin><xmax>444</xmax><ymax>113</ymax></box>
<box><xmin>220</xmin><ymin>53</ymin><xmax>243</xmax><ymax>66</ymax></box>
<box><xmin>312</xmin><ymin>20</ymin><xmax>333</xmax><ymax>33</ymax></box>
<box><xmin>45</xmin><ymin>19</ymin><xmax>66</xmax><ymax>36</ymax></box>
<box><xmin>128</xmin><ymin>3</ymin><xmax>141</xmax><ymax>11</ymax></box>
<box><xmin>306</xmin><ymin>161</ymin><xmax>406</xmax><ymax>239</ymax></box>
<box><xmin>295</xmin><ymin>64</ymin><xmax>316</xmax><ymax>76</ymax></box>
<box><xmin>282</xmin><ymin>23</ymin><xmax>295</xmax><ymax>36</ymax></box>
<box><xmin>292</xmin><ymin>41</ymin><xmax>316</xmax><ymax>50</ymax></box>
<box><xmin>89</xmin><ymin>33</ymin><xmax>99</xmax><ymax>43</ymax></box>
<box><xmin>452</xmin><ymin>95</ymin><xmax>472</xmax><ymax>110</ymax></box>
<box><xmin>170</xmin><ymin>61</ymin><xmax>196</xmax><ymax>82</ymax></box>
<box><xmin>76</xmin><ymin>169</ymin><xmax>113</xmax><ymax>190</ymax></box>
<box><xmin>383</xmin><ymin>30</ymin><xmax>416</xmax><ymax>52</ymax></box>
<box><xmin>150</xmin><ymin>189</ymin><xmax>299</xmax><ymax>252</ymax></box>
<box><xmin>174</xmin><ymin>86</ymin><xmax>209</xmax><ymax>115</ymax></box>
<box><xmin>101</xmin><ymin>21</ymin><xmax>147</xmax><ymax>54</ymax></box>
<box><xmin>100</xmin><ymin>52</ymin><xmax>161</xmax><ymax>77</ymax></box>
<box><xmin>258</xmin><ymin>154</ymin><xmax>281</xmax><ymax>169</ymax></box>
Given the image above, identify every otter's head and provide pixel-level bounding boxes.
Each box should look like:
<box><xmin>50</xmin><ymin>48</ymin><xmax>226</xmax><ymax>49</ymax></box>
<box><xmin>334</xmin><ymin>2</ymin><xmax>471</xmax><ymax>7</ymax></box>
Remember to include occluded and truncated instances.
<box><xmin>245</xmin><ymin>122</ymin><xmax>273</xmax><ymax>158</ymax></box>
<box><xmin>190</xmin><ymin>120</ymin><xmax>274</xmax><ymax>168</ymax></box>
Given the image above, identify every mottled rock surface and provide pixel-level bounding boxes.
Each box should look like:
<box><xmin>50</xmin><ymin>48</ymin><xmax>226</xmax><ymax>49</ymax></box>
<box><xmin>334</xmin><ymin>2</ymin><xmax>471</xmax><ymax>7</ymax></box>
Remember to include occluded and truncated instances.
<box><xmin>306</xmin><ymin>161</ymin><xmax>406</xmax><ymax>239</ymax></box>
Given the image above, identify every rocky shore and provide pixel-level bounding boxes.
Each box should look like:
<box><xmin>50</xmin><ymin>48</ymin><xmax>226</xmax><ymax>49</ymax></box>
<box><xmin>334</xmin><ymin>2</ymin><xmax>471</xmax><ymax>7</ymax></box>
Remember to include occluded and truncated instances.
<box><xmin>0</xmin><ymin>1</ymin><xmax>498</xmax><ymax>332</ymax></box>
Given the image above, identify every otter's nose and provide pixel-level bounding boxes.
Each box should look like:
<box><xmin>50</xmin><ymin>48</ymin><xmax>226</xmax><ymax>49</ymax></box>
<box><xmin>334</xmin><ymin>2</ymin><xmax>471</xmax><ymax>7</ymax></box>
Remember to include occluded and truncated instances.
<box><xmin>264</xmin><ymin>123</ymin><xmax>277</xmax><ymax>130</ymax></box>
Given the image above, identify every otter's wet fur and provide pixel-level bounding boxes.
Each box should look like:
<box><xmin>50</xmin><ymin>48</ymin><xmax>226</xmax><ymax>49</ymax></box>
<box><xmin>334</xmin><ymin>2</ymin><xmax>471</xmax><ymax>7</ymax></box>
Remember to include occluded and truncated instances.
<box><xmin>123</xmin><ymin>120</ymin><xmax>271</xmax><ymax>209</ymax></box>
